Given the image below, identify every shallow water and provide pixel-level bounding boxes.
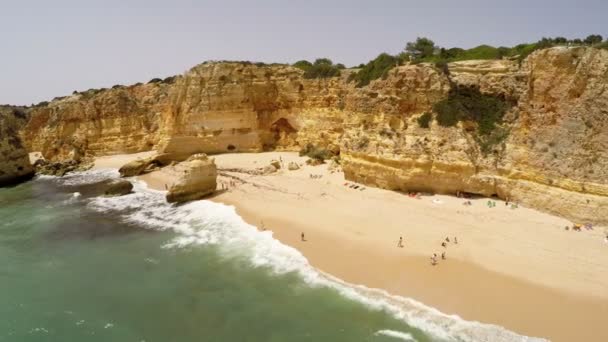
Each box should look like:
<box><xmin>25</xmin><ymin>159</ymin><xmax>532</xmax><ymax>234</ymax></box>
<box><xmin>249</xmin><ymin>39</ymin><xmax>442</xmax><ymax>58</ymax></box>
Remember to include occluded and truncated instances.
<box><xmin>0</xmin><ymin>171</ymin><xmax>542</xmax><ymax>342</ymax></box>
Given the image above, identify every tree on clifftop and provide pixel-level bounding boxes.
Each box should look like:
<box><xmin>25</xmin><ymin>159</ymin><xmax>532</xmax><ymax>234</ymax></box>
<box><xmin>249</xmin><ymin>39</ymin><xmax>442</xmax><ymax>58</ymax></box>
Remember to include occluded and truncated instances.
<box><xmin>584</xmin><ymin>34</ymin><xmax>603</xmax><ymax>45</ymax></box>
<box><xmin>405</xmin><ymin>37</ymin><xmax>436</xmax><ymax>60</ymax></box>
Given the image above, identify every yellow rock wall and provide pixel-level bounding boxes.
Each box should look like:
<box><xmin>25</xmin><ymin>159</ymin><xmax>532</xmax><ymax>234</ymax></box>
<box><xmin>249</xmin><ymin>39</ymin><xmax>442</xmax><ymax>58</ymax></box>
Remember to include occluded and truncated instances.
<box><xmin>20</xmin><ymin>47</ymin><xmax>608</xmax><ymax>223</ymax></box>
<box><xmin>0</xmin><ymin>107</ymin><xmax>34</xmax><ymax>186</ymax></box>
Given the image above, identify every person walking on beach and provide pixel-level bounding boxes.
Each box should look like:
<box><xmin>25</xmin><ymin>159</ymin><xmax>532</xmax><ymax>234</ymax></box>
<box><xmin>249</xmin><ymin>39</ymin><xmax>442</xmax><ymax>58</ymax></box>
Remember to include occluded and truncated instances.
<box><xmin>454</xmin><ymin>237</ymin><xmax>458</xmax><ymax>244</ymax></box>
<box><xmin>441</xmin><ymin>242</ymin><xmax>447</xmax><ymax>248</ymax></box>
<box><xmin>441</xmin><ymin>252</ymin><xmax>446</xmax><ymax>260</ymax></box>
<box><xmin>301</xmin><ymin>232</ymin><xmax>306</xmax><ymax>242</ymax></box>
<box><xmin>397</xmin><ymin>236</ymin><xmax>404</xmax><ymax>248</ymax></box>
<box><xmin>445</xmin><ymin>237</ymin><xmax>450</xmax><ymax>243</ymax></box>
<box><xmin>431</xmin><ymin>253</ymin><xmax>438</xmax><ymax>266</ymax></box>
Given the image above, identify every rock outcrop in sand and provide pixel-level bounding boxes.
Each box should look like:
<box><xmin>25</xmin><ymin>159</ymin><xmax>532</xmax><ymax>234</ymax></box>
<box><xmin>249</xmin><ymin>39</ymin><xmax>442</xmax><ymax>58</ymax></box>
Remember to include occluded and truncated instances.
<box><xmin>19</xmin><ymin>47</ymin><xmax>608</xmax><ymax>223</ymax></box>
<box><xmin>118</xmin><ymin>153</ymin><xmax>172</xmax><ymax>177</ymax></box>
<box><xmin>0</xmin><ymin>107</ymin><xmax>34</xmax><ymax>186</ymax></box>
<box><xmin>166</xmin><ymin>154</ymin><xmax>217</xmax><ymax>203</ymax></box>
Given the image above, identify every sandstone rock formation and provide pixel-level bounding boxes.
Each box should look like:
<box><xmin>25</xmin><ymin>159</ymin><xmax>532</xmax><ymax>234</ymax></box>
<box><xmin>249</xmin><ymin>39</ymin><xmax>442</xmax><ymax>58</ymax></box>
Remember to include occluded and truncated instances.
<box><xmin>261</xmin><ymin>164</ymin><xmax>278</xmax><ymax>174</ymax></box>
<box><xmin>104</xmin><ymin>180</ymin><xmax>133</xmax><ymax>196</ymax></box>
<box><xmin>0</xmin><ymin>107</ymin><xmax>34</xmax><ymax>186</ymax></box>
<box><xmin>18</xmin><ymin>47</ymin><xmax>608</xmax><ymax>224</ymax></box>
<box><xmin>270</xmin><ymin>160</ymin><xmax>281</xmax><ymax>169</ymax></box>
<box><xmin>166</xmin><ymin>154</ymin><xmax>217</xmax><ymax>203</ymax></box>
<box><xmin>118</xmin><ymin>153</ymin><xmax>172</xmax><ymax>177</ymax></box>
<box><xmin>288</xmin><ymin>162</ymin><xmax>300</xmax><ymax>170</ymax></box>
<box><xmin>22</xmin><ymin>82</ymin><xmax>173</xmax><ymax>161</ymax></box>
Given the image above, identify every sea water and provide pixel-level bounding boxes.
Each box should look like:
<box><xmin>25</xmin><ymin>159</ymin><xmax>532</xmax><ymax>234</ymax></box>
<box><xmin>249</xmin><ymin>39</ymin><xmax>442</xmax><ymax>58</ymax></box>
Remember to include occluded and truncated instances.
<box><xmin>0</xmin><ymin>170</ymin><xmax>545</xmax><ymax>342</ymax></box>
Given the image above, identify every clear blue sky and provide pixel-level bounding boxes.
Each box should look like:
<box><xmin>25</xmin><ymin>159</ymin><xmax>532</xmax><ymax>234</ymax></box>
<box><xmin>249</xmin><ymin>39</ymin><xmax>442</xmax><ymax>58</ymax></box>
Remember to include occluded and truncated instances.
<box><xmin>2</xmin><ymin>0</ymin><xmax>606</xmax><ymax>105</ymax></box>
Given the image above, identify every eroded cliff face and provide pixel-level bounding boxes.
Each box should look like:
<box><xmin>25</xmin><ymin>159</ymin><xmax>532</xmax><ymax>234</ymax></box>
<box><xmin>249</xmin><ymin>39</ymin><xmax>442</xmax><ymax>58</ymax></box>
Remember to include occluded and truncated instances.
<box><xmin>341</xmin><ymin>47</ymin><xmax>608</xmax><ymax>224</ymax></box>
<box><xmin>22</xmin><ymin>82</ymin><xmax>172</xmax><ymax>160</ymax></box>
<box><xmin>0</xmin><ymin>107</ymin><xmax>34</xmax><ymax>186</ymax></box>
<box><xmin>20</xmin><ymin>47</ymin><xmax>608</xmax><ymax>224</ymax></box>
<box><xmin>157</xmin><ymin>62</ymin><xmax>348</xmax><ymax>160</ymax></box>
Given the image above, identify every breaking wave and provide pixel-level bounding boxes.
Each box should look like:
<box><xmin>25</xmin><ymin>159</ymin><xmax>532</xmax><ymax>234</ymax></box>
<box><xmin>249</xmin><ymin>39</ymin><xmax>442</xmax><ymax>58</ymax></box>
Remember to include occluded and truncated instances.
<box><xmin>57</xmin><ymin>170</ymin><xmax>545</xmax><ymax>342</ymax></box>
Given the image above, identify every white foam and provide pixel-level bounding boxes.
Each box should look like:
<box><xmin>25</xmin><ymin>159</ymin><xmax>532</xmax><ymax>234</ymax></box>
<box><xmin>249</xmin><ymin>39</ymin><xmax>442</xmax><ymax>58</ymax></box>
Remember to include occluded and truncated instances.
<box><xmin>79</xmin><ymin>172</ymin><xmax>547</xmax><ymax>342</ymax></box>
<box><xmin>49</xmin><ymin>169</ymin><xmax>119</xmax><ymax>186</ymax></box>
<box><xmin>375</xmin><ymin>329</ymin><xmax>417</xmax><ymax>341</ymax></box>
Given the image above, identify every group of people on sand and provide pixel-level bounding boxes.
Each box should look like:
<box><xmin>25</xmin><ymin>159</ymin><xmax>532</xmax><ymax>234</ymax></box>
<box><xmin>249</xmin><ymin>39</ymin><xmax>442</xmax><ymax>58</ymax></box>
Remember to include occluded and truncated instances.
<box><xmin>431</xmin><ymin>237</ymin><xmax>457</xmax><ymax>266</ymax></box>
<box><xmin>309</xmin><ymin>174</ymin><xmax>323</xmax><ymax>179</ymax></box>
<box><xmin>219</xmin><ymin>179</ymin><xmax>237</xmax><ymax>191</ymax></box>
<box><xmin>396</xmin><ymin>235</ymin><xmax>458</xmax><ymax>266</ymax></box>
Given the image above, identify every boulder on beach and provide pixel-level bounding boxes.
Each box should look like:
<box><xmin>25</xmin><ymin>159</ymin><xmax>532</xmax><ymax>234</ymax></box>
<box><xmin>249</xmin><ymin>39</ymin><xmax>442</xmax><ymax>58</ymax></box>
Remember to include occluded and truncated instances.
<box><xmin>104</xmin><ymin>180</ymin><xmax>133</xmax><ymax>196</ymax></box>
<box><xmin>288</xmin><ymin>162</ymin><xmax>300</xmax><ymax>170</ymax></box>
<box><xmin>118</xmin><ymin>153</ymin><xmax>172</xmax><ymax>177</ymax></box>
<box><xmin>261</xmin><ymin>164</ymin><xmax>277</xmax><ymax>175</ymax></box>
<box><xmin>270</xmin><ymin>160</ymin><xmax>281</xmax><ymax>169</ymax></box>
<box><xmin>166</xmin><ymin>154</ymin><xmax>217</xmax><ymax>203</ymax></box>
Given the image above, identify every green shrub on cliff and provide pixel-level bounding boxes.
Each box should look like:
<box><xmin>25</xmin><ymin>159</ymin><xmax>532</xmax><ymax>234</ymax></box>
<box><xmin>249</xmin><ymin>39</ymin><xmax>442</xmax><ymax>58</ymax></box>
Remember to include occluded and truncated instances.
<box><xmin>293</xmin><ymin>60</ymin><xmax>312</xmax><ymax>70</ymax></box>
<box><xmin>299</xmin><ymin>143</ymin><xmax>331</xmax><ymax>161</ymax></box>
<box><xmin>433</xmin><ymin>86</ymin><xmax>511</xmax><ymax>154</ymax></box>
<box><xmin>293</xmin><ymin>58</ymin><xmax>342</xmax><ymax>79</ymax></box>
<box><xmin>417</xmin><ymin>112</ymin><xmax>432</xmax><ymax>128</ymax></box>
<box><xmin>348</xmin><ymin>53</ymin><xmax>401</xmax><ymax>87</ymax></box>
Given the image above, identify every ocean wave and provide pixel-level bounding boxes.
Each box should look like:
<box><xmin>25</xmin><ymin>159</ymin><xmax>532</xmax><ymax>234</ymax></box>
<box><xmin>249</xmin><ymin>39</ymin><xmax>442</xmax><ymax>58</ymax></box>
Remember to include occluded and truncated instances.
<box><xmin>78</xmin><ymin>174</ymin><xmax>546</xmax><ymax>342</ymax></box>
<box><xmin>375</xmin><ymin>329</ymin><xmax>418</xmax><ymax>341</ymax></box>
<box><xmin>36</xmin><ymin>169</ymin><xmax>119</xmax><ymax>186</ymax></box>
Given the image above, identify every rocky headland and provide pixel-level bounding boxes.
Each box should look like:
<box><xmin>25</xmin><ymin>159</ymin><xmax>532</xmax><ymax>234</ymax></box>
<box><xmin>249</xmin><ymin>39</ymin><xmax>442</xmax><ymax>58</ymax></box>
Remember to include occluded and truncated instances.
<box><xmin>0</xmin><ymin>106</ymin><xmax>34</xmax><ymax>186</ymax></box>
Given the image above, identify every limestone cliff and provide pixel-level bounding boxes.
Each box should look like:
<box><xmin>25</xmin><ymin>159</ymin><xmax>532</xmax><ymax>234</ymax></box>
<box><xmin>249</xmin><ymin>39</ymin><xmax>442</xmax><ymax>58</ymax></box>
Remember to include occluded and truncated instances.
<box><xmin>19</xmin><ymin>47</ymin><xmax>608</xmax><ymax>224</ymax></box>
<box><xmin>341</xmin><ymin>47</ymin><xmax>608</xmax><ymax>224</ymax></box>
<box><xmin>0</xmin><ymin>106</ymin><xmax>34</xmax><ymax>186</ymax></box>
<box><xmin>157</xmin><ymin>62</ymin><xmax>348</xmax><ymax>160</ymax></box>
<box><xmin>22</xmin><ymin>81</ymin><xmax>173</xmax><ymax>160</ymax></box>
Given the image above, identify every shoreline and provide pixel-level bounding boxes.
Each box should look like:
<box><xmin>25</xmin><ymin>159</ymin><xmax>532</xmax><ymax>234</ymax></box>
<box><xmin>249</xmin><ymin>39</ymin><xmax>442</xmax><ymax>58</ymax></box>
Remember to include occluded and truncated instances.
<box><xmin>225</xmin><ymin>199</ymin><xmax>607</xmax><ymax>342</ymax></box>
<box><xmin>93</xmin><ymin>151</ymin><xmax>608</xmax><ymax>342</ymax></box>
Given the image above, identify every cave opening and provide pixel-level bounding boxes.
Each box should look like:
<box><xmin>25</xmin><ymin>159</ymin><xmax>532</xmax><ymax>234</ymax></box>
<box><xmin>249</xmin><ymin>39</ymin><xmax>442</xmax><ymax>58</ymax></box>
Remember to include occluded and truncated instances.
<box><xmin>264</xmin><ymin>118</ymin><xmax>297</xmax><ymax>150</ymax></box>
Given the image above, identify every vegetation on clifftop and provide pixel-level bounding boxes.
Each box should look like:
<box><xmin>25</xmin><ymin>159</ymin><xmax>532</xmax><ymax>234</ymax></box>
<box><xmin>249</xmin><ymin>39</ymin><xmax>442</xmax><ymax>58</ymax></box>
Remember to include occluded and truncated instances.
<box><xmin>293</xmin><ymin>58</ymin><xmax>343</xmax><ymax>79</ymax></box>
<box><xmin>348</xmin><ymin>34</ymin><xmax>607</xmax><ymax>87</ymax></box>
<box><xmin>347</xmin><ymin>53</ymin><xmax>401</xmax><ymax>87</ymax></box>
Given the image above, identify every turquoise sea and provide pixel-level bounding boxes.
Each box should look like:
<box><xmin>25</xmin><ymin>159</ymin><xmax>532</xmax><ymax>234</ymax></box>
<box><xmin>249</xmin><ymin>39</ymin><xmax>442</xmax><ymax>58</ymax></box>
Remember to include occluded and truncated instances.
<box><xmin>0</xmin><ymin>170</ymin><xmax>541</xmax><ymax>342</ymax></box>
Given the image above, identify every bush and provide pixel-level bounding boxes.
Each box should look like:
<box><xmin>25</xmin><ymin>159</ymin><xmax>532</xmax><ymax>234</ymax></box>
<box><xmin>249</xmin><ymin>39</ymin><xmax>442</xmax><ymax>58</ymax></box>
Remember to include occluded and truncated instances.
<box><xmin>349</xmin><ymin>53</ymin><xmax>400</xmax><ymax>87</ymax></box>
<box><xmin>584</xmin><ymin>34</ymin><xmax>603</xmax><ymax>45</ymax></box>
<box><xmin>297</xmin><ymin>58</ymin><xmax>342</xmax><ymax>79</ymax></box>
<box><xmin>417</xmin><ymin>112</ymin><xmax>432</xmax><ymax>128</ymax></box>
<box><xmin>163</xmin><ymin>76</ymin><xmax>177</xmax><ymax>84</ymax></box>
<box><xmin>299</xmin><ymin>143</ymin><xmax>331</xmax><ymax>161</ymax></box>
<box><xmin>434</xmin><ymin>59</ymin><xmax>449</xmax><ymax>75</ymax></box>
<box><xmin>433</xmin><ymin>86</ymin><xmax>511</xmax><ymax>154</ymax></box>
<box><xmin>293</xmin><ymin>60</ymin><xmax>312</xmax><ymax>70</ymax></box>
<box><xmin>148</xmin><ymin>78</ymin><xmax>163</xmax><ymax>84</ymax></box>
<box><xmin>597</xmin><ymin>41</ymin><xmax>608</xmax><ymax>50</ymax></box>
<box><xmin>405</xmin><ymin>37</ymin><xmax>436</xmax><ymax>60</ymax></box>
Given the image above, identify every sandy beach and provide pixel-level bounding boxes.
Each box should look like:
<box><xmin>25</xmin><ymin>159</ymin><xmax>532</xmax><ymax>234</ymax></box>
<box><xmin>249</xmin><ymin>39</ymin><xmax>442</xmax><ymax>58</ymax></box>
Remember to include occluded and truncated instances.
<box><xmin>94</xmin><ymin>152</ymin><xmax>608</xmax><ymax>342</ymax></box>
